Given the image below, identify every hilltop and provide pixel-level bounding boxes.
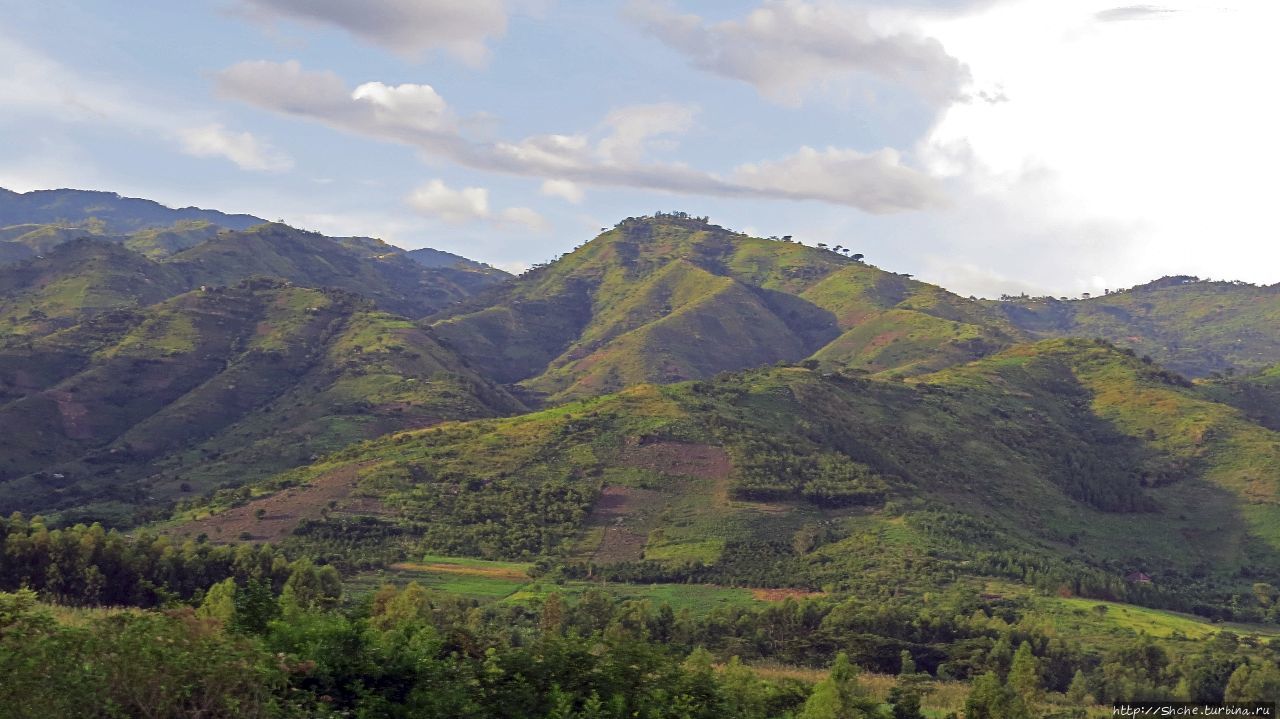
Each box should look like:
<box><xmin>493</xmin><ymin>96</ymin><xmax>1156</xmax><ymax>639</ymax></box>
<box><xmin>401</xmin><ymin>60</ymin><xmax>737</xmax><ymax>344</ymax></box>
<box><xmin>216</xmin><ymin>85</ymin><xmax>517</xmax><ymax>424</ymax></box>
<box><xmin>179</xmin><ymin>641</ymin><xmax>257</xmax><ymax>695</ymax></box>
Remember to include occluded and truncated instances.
<box><xmin>433</xmin><ymin>213</ymin><xmax>1020</xmax><ymax>403</ymax></box>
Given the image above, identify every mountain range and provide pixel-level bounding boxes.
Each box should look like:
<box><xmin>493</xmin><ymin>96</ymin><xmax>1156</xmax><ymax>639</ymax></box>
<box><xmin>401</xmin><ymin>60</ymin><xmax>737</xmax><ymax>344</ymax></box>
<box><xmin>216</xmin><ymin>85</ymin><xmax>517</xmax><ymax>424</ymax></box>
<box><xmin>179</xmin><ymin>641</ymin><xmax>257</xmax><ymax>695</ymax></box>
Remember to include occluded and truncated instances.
<box><xmin>3</xmin><ymin>189</ymin><xmax>1280</xmax><ymax>624</ymax></box>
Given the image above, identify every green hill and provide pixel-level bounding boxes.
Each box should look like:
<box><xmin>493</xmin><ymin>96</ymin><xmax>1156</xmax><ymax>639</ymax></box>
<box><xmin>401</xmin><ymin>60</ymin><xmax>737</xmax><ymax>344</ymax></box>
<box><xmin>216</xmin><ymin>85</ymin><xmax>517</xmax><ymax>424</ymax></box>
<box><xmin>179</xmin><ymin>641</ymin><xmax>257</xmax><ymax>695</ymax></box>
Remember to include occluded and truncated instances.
<box><xmin>433</xmin><ymin>214</ymin><xmax>1022</xmax><ymax>402</ymax></box>
<box><xmin>0</xmin><ymin>239</ymin><xmax>189</xmax><ymax>334</ymax></box>
<box><xmin>0</xmin><ymin>279</ymin><xmax>523</xmax><ymax>525</ymax></box>
<box><xmin>993</xmin><ymin>276</ymin><xmax>1280</xmax><ymax>376</ymax></box>
<box><xmin>191</xmin><ymin>338</ymin><xmax>1280</xmax><ymax>619</ymax></box>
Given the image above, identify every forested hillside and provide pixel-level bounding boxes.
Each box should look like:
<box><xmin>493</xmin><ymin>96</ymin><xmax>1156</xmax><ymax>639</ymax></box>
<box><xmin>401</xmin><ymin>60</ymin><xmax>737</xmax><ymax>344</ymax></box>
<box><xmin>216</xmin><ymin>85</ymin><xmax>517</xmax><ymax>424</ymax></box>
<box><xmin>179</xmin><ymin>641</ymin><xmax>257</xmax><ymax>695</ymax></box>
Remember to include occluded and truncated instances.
<box><xmin>5</xmin><ymin>196</ymin><xmax>1280</xmax><ymax>715</ymax></box>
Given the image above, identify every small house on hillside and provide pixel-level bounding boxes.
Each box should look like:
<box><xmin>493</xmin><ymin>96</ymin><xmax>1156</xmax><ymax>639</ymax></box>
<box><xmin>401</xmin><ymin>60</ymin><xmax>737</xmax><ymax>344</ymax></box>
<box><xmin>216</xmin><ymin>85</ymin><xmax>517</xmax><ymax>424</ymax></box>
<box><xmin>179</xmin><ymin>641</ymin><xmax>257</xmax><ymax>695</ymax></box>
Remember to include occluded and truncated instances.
<box><xmin>1125</xmin><ymin>571</ymin><xmax>1152</xmax><ymax>584</ymax></box>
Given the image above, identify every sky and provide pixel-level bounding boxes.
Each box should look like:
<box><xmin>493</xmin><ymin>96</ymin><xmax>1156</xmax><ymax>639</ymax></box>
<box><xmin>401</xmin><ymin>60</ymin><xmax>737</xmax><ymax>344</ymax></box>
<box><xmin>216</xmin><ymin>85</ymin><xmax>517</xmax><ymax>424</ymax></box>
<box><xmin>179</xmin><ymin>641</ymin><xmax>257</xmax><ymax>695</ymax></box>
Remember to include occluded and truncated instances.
<box><xmin>1</xmin><ymin>0</ymin><xmax>1277</xmax><ymax>297</ymax></box>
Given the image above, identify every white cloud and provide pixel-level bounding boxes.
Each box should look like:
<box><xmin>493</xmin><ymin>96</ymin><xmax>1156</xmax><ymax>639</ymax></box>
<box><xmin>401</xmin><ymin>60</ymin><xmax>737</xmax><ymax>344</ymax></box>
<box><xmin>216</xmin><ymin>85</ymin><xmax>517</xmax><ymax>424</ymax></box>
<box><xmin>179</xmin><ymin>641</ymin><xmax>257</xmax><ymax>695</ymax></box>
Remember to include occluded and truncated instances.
<box><xmin>178</xmin><ymin>124</ymin><xmax>293</xmax><ymax>172</ymax></box>
<box><xmin>627</xmin><ymin>0</ymin><xmax>969</xmax><ymax>107</ymax></box>
<box><xmin>540</xmin><ymin>179</ymin><xmax>584</xmax><ymax>203</ymax></box>
<box><xmin>217</xmin><ymin>60</ymin><xmax>944</xmax><ymax>213</ymax></box>
<box><xmin>903</xmin><ymin>0</ymin><xmax>1280</xmax><ymax>295</ymax></box>
<box><xmin>0</xmin><ymin>33</ymin><xmax>293</xmax><ymax>176</ymax></box>
<box><xmin>238</xmin><ymin>0</ymin><xmax>507</xmax><ymax>65</ymax></box>
<box><xmin>350</xmin><ymin>81</ymin><xmax>454</xmax><ymax>132</ymax></box>
<box><xmin>406</xmin><ymin>180</ymin><xmax>490</xmax><ymax>223</ymax></box>
<box><xmin>406</xmin><ymin>179</ymin><xmax>550</xmax><ymax>233</ymax></box>
<box><xmin>498</xmin><ymin>206</ymin><xmax>552</xmax><ymax>233</ymax></box>
<box><xmin>596</xmin><ymin>103</ymin><xmax>696</xmax><ymax>164</ymax></box>
<box><xmin>732</xmin><ymin>146</ymin><xmax>946</xmax><ymax>213</ymax></box>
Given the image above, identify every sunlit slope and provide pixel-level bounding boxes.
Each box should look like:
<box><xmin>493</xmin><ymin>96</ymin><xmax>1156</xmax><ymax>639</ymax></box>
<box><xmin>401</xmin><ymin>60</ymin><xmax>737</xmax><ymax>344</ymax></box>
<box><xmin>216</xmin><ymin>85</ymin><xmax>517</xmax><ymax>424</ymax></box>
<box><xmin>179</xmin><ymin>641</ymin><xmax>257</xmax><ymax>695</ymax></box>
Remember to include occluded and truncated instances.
<box><xmin>233</xmin><ymin>339</ymin><xmax>1280</xmax><ymax>612</ymax></box>
<box><xmin>434</xmin><ymin>214</ymin><xmax>1025</xmax><ymax>401</ymax></box>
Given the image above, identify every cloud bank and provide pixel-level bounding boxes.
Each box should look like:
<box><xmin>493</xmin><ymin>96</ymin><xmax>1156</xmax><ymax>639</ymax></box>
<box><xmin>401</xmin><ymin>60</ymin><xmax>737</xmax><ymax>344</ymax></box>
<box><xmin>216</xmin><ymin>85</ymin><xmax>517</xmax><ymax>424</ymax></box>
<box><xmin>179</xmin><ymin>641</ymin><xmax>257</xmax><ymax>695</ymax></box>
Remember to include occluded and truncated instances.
<box><xmin>627</xmin><ymin>0</ymin><xmax>969</xmax><ymax>107</ymax></box>
<box><xmin>216</xmin><ymin>60</ymin><xmax>945</xmax><ymax>213</ymax></box>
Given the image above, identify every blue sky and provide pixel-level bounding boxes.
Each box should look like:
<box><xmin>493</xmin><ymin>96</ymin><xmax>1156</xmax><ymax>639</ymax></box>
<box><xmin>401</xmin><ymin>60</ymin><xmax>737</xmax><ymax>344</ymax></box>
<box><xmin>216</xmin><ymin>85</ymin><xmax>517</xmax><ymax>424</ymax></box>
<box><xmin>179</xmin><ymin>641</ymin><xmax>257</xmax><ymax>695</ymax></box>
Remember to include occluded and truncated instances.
<box><xmin>2</xmin><ymin>0</ymin><xmax>1276</xmax><ymax>296</ymax></box>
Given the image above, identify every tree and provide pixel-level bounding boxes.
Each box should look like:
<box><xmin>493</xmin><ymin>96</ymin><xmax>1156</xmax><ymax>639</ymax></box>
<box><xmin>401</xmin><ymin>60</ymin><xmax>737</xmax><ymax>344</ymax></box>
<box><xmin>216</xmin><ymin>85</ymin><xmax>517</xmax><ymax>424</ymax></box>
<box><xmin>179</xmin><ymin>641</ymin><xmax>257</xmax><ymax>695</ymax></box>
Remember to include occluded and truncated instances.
<box><xmin>196</xmin><ymin>577</ymin><xmax>236</xmax><ymax>626</ymax></box>
<box><xmin>231</xmin><ymin>579</ymin><xmax>277</xmax><ymax>634</ymax></box>
<box><xmin>798</xmin><ymin>652</ymin><xmax>880</xmax><ymax>719</ymax></box>
<box><xmin>888</xmin><ymin>683</ymin><xmax>924</xmax><ymax>719</ymax></box>
<box><xmin>965</xmin><ymin>672</ymin><xmax>1030</xmax><ymax>719</ymax></box>
<box><xmin>1065</xmin><ymin>670</ymin><xmax>1092</xmax><ymax>706</ymax></box>
<box><xmin>1225</xmin><ymin>662</ymin><xmax>1280</xmax><ymax>702</ymax></box>
<box><xmin>1008</xmin><ymin>641</ymin><xmax>1041</xmax><ymax>704</ymax></box>
<box><xmin>899</xmin><ymin>649</ymin><xmax>916</xmax><ymax>676</ymax></box>
<box><xmin>540</xmin><ymin>592</ymin><xmax>566</xmax><ymax>636</ymax></box>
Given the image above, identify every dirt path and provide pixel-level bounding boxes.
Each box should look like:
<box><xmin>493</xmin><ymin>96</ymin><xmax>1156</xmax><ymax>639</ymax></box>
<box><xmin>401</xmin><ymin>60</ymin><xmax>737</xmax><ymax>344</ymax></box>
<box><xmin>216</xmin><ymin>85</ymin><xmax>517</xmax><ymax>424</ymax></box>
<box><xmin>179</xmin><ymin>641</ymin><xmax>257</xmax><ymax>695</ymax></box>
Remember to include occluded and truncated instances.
<box><xmin>171</xmin><ymin>462</ymin><xmax>382</xmax><ymax>543</ymax></box>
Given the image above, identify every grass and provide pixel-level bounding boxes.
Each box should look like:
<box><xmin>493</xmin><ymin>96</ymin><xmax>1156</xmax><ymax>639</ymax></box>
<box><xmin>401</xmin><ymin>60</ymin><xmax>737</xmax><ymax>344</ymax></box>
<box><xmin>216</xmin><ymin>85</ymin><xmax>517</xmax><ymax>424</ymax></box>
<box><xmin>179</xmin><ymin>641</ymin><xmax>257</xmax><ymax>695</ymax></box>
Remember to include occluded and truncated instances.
<box><xmin>1024</xmin><ymin>590</ymin><xmax>1280</xmax><ymax>645</ymax></box>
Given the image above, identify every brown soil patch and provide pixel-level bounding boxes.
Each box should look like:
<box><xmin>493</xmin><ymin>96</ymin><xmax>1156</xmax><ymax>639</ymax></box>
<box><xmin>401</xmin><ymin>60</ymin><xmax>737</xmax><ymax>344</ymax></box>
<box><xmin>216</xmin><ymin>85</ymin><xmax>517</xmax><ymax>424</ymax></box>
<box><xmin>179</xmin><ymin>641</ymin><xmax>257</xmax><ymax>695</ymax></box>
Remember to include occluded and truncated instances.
<box><xmin>751</xmin><ymin>588</ymin><xmax>827</xmax><ymax>602</ymax></box>
<box><xmin>389</xmin><ymin>561</ymin><xmax>528</xmax><ymax>581</ymax></box>
<box><xmin>618</xmin><ymin>442</ymin><xmax>731</xmax><ymax>480</ymax></box>
<box><xmin>49</xmin><ymin>390</ymin><xmax>92</xmax><ymax>440</ymax></box>
<box><xmin>171</xmin><ymin>462</ymin><xmax>383</xmax><ymax>543</ymax></box>
<box><xmin>588</xmin><ymin>485</ymin><xmax>663</xmax><ymax>564</ymax></box>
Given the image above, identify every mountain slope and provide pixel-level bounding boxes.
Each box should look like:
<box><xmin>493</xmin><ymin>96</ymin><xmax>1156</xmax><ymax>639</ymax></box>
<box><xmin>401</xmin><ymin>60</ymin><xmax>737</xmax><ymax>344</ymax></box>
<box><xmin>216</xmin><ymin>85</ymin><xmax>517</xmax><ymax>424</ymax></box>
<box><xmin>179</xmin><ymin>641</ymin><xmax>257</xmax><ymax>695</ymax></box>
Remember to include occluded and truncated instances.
<box><xmin>433</xmin><ymin>214</ymin><xmax>1023</xmax><ymax>402</ymax></box>
<box><xmin>0</xmin><ymin>280</ymin><xmax>523</xmax><ymax>525</ymax></box>
<box><xmin>993</xmin><ymin>276</ymin><xmax>1280</xmax><ymax>376</ymax></box>
<box><xmin>0</xmin><ymin>239</ymin><xmax>189</xmax><ymax>334</ymax></box>
<box><xmin>198</xmin><ymin>339</ymin><xmax>1280</xmax><ymax>618</ymax></box>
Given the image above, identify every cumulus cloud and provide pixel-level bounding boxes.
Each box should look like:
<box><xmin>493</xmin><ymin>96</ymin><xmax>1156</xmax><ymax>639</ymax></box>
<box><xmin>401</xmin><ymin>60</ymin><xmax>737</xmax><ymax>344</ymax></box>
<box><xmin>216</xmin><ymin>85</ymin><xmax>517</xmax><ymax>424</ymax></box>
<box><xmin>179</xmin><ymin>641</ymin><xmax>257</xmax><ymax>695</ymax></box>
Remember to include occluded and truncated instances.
<box><xmin>177</xmin><ymin>124</ymin><xmax>293</xmax><ymax>171</ymax></box>
<box><xmin>540</xmin><ymin>179</ymin><xmax>584</xmax><ymax>203</ymax></box>
<box><xmin>406</xmin><ymin>180</ymin><xmax>490</xmax><ymax>223</ymax></box>
<box><xmin>626</xmin><ymin>0</ymin><xmax>969</xmax><ymax>107</ymax></box>
<box><xmin>237</xmin><ymin>0</ymin><xmax>507</xmax><ymax>65</ymax></box>
<box><xmin>406</xmin><ymin>179</ymin><xmax>550</xmax><ymax>233</ymax></box>
<box><xmin>217</xmin><ymin>60</ymin><xmax>944</xmax><ymax>213</ymax></box>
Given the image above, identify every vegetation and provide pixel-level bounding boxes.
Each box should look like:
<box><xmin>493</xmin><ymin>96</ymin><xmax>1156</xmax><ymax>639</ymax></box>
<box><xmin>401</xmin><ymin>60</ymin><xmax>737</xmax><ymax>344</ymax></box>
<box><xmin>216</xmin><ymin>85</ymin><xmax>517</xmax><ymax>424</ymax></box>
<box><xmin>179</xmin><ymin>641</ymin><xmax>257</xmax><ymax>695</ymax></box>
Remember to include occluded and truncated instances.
<box><xmin>4</xmin><ymin>200</ymin><xmax>1280</xmax><ymax>714</ymax></box>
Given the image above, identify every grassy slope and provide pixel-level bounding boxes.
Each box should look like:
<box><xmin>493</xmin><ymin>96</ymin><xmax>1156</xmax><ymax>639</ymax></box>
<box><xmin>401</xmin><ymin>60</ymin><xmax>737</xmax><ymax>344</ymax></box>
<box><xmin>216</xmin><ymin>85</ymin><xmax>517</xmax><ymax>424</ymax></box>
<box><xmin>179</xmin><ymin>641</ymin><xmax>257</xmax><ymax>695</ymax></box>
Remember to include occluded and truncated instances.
<box><xmin>993</xmin><ymin>277</ymin><xmax>1280</xmax><ymax>376</ymax></box>
<box><xmin>0</xmin><ymin>281</ymin><xmax>523</xmax><ymax>524</ymax></box>
<box><xmin>216</xmin><ymin>339</ymin><xmax>1280</xmax><ymax>615</ymax></box>
<box><xmin>0</xmin><ymin>239</ymin><xmax>188</xmax><ymax>335</ymax></box>
<box><xmin>1200</xmin><ymin>363</ymin><xmax>1280</xmax><ymax>432</ymax></box>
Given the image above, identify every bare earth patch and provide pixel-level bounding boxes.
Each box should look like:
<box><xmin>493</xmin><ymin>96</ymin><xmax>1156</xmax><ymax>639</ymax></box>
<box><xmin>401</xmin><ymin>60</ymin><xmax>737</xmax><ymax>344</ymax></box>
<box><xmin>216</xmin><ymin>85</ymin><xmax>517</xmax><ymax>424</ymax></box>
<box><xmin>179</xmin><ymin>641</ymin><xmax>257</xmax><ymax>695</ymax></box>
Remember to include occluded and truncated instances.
<box><xmin>171</xmin><ymin>462</ymin><xmax>382</xmax><ymax>543</ymax></box>
<box><xmin>617</xmin><ymin>442</ymin><xmax>731</xmax><ymax>481</ymax></box>
<box><xmin>588</xmin><ymin>485</ymin><xmax>663</xmax><ymax>564</ymax></box>
<box><xmin>48</xmin><ymin>390</ymin><xmax>93</xmax><ymax>440</ymax></box>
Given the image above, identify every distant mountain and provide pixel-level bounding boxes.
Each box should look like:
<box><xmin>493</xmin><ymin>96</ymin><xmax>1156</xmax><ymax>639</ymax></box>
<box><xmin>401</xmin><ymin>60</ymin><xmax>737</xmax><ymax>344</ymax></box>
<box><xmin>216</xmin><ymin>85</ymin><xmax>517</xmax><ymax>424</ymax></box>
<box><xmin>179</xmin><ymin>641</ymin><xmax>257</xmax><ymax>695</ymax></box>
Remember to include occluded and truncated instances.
<box><xmin>407</xmin><ymin>247</ymin><xmax>499</xmax><ymax>273</ymax></box>
<box><xmin>992</xmin><ymin>276</ymin><xmax>1280</xmax><ymax>377</ymax></box>
<box><xmin>0</xmin><ymin>224</ymin><xmax>507</xmax><ymax>337</ymax></box>
<box><xmin>0</xmin><ymin>188</ymin><xmax>265</xmax><ymax>232</ymax></box>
